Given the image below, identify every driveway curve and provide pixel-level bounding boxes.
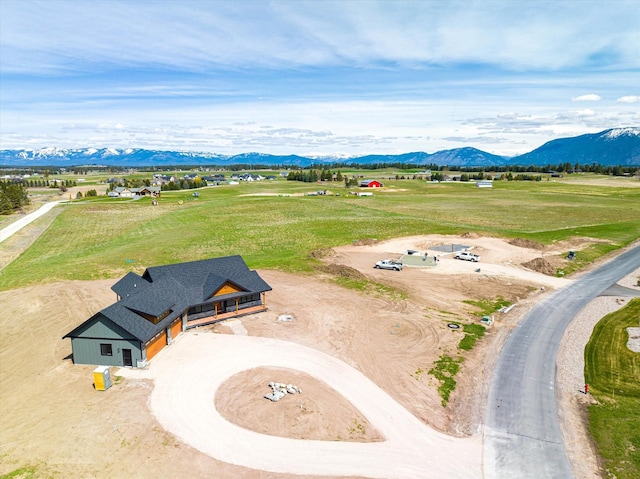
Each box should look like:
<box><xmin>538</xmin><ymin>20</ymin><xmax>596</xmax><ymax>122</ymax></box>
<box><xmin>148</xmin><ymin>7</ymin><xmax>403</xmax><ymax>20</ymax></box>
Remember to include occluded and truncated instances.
<box><xmin>483</xmin><ymin>243</ymin><xmax>640</xmax><ymax>479</ymax></box>
<box><xmin>0</xmin><ymin>200</ymin><xmax>65</xmax><ymax>243</ymax></box>
<box><xmin>123</xmin><ymin>333</ymin><xmax>481</xmax><ymax>479</ymax></box>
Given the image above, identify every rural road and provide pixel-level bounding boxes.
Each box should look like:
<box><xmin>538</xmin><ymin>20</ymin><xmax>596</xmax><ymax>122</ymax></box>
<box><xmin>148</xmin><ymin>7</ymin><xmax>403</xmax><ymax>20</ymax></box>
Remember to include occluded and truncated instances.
<box><xmin>483</xmin><ymin>243</ymin><xmax>640</xmax><ymax>479</ymax></box>
<box><xmin>120</xmin><ymin>333</ymin><xmax>482</xmax><ymax>479</ymax></box>
<box><xmin>0</xmin><ymin>200</ymin><xmax>65</xmax><ymax>243</ymax></box>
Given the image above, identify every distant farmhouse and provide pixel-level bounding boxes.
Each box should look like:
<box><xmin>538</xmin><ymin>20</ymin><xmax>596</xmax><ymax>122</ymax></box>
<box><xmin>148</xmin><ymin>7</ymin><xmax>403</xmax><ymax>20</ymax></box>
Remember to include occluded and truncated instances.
<box><xmin>201</xmin><ymin>174</ymin><xmax>226</xmax><ymax>184</ymax></box>
<box><xmin>64</xmin><ymin>256</ymin><xmax>271</xmax><ymax>368</ymax></box>
<box><xmin>230</xmin><ymin>173</ymin><xmax>266</xmax><ymax>182</ymax></box>
<box><xmin>109</xmin><ymin>186</ymin><xmax>161</xmax><ymax>198</ymax></box>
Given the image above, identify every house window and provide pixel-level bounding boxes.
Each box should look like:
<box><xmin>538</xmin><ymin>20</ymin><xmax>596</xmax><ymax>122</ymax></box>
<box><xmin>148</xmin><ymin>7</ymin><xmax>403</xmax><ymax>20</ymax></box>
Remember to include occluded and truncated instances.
<box><xmin>238</xmin><ymin>294</ymin><xmax>260</xmax><ymax>304</ymax></box>
<box><xmin>100</xmin><ymin>343</ymin><xmax>113</xmax><ymax>356</ymax></box>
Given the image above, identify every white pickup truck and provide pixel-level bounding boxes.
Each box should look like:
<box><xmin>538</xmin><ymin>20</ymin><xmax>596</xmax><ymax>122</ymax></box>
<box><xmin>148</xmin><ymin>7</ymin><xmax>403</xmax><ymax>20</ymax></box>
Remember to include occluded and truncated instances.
<box><xmin>454</xmin><ymin>251</ymin><xmax>480</xmax><ymax>262</ymax></box>
<box><xmin>374</xmin><ymin>259</ymin><xmax>403</xmax><ymax>271</ymax></box>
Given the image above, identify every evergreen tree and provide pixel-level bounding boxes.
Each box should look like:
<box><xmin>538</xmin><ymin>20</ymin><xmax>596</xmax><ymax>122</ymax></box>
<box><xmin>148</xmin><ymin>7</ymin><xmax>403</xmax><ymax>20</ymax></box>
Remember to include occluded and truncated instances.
<box><xmin>0</xmin><ymin>182</ymin><xmax>30</xmax><ymax>214</ymax></box>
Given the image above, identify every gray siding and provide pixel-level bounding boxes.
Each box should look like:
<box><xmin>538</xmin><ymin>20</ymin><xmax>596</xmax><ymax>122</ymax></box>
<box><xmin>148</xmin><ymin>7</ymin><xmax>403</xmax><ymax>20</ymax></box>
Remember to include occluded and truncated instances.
<box><xmin>73</xmin><ymin>314</ymin><xmax>136</xmax><ymax>340</ymax></box>
<box><xmin>70</xmin><ymin>337</ymin><xmax>142</xmax><ymax>367</ymax></box>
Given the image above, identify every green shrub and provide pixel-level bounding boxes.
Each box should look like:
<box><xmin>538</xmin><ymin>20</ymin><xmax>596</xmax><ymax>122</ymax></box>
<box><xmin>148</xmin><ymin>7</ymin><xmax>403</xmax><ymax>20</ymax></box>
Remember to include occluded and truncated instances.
<box><xmin>428</xmin><ymin>355</ymin><xmax>463</xmax><ymax>406</ymax></box>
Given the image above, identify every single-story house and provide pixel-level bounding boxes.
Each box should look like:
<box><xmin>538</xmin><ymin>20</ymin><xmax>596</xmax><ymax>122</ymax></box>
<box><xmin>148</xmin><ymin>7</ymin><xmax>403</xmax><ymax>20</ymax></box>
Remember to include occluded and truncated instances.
<box><xmin>63</xmin><ymin>256</ymin><xmax>272</xmax><ymax>368</ymax></box>
<box><xmin>476</xmin><ymin>180</ymin><xmax>493</xmax><ymax>188</ymax></box>
<box><xmin>135</xmin><ymin>186</ymin><xmax>161</xmax><ymax>197</ymax></box>
<box><xmin>152</xmin><ymin>174</ymin><xmax>176</xmax><ymax>185</ymax></box>
<box><xmin>112</xmin><ymin>187</ymin><xmax>134</xmax><ymax>197</ymax></box>
<box><xmin>202</xmin><ymin>174</ymin><xmax>226</xmax><ymax>184</ymax></box>
<box><xmin>239</xmin><ymin>173</ymin><xmax>264</xmax><ymax>182</ymax></box>
<box><xmin>110</xmin><ymin>186</ymin><xmax>161</xmax><ymax>197</ymax></box>
<box><xmin>360</xmin><ymin>180</ymin><xmax>383</xmax><ymax>188</ymax></box>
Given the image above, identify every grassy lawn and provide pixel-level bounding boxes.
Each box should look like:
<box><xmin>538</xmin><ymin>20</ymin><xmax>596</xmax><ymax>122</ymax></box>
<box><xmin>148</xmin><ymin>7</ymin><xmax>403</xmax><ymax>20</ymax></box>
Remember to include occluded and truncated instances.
<box><xmin>458</xmin><ymin>323</ymin><xmax>486</xmax><ymax>351</ymax></box>
<box><xmin>1</xmin><ymin>177</ymin><xmax>639</xmax><ymax>291</ymax></box>
<box><xmin>584</xmin><ymin>298</ymin><xmax>640</xmax><ymax>479</ymax></box>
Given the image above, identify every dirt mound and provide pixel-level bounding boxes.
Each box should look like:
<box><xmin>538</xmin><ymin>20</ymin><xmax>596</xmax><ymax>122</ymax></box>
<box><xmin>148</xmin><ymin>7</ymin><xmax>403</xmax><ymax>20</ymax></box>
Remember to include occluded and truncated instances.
<box><xmin>509</xmin><ymin>238</ymin><xmax>545</xmax><ymax>250</ymax></box>
<box><xmin>308</xmin><ymin>248</ymin><xmax>336</xmax><ymax>258</ymax></box>
<box><xmin>522</xmin><ymin>257</ymin><xmax>558</xmax><ymax>276</ymax></box>
<box><xmin>461</xmin><ymin>232</ymin><xmax>480</xmax><ymax>238</ymax></box>
<box><xmin>318</xmin><ymin>263</ymin><xmax>368</xmax><ymax>280</ymax></box>
<box><xmin>352</xmin><ymin>238</ymin><xmax>378</xmax><ymax>246</ymax></box>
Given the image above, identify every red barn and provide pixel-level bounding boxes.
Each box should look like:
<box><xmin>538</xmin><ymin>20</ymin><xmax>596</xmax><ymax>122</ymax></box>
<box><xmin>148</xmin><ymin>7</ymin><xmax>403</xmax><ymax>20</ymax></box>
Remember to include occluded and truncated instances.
<box><xmin>360</xmin><ymin>180</ymin><xmax>383</xmax><ymax>188</ymax></box>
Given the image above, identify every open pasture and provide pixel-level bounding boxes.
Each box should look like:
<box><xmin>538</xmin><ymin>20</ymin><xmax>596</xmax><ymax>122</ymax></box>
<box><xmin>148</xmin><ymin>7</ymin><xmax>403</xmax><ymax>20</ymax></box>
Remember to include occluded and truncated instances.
<box><xmin>585</xmin><ymin>298</ymin><xmax>640</xmax><ymax>479</ymax></box>
<box><xmin>1</xmin><ymin>176</ymin><xmax>639</xmax><ymax>291</ymax></box>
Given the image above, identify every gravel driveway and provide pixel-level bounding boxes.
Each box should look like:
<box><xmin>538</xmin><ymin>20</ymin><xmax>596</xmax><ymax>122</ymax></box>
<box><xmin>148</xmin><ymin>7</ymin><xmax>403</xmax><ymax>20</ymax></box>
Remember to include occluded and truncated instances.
<box><xmin>119</xmin><ymin>332</ymin><xmax>482</xmax><ymax>479</ymax></box>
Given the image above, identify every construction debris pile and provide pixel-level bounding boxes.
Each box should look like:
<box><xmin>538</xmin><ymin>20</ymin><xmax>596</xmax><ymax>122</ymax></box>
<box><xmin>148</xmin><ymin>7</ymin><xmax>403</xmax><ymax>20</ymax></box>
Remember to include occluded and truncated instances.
<box><xmin>264</xmin><ymin>382</ymin><xmax>302</xmax><ymax>402</ymax></box>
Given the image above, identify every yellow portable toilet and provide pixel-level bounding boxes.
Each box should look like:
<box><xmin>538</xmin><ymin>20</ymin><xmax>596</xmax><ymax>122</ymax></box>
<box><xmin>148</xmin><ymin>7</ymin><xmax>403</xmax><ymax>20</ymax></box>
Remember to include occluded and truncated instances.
<box><xmin>93</xmin><ymin>366</ymin><xmax>112</xmax><ymax>391</ymax></box>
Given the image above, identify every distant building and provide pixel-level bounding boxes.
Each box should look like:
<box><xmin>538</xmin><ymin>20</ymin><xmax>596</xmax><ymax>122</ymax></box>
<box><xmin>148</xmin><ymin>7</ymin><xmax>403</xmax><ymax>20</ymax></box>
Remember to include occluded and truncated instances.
<box><xmin>359</xmin><ymin>180</ymin><xmax>383</xmax><ymax>188</ymax></box>
<box><xmin>202</xmin><ymin>174</ymin><xmax>226</xmax><ymax>184</ymax></box>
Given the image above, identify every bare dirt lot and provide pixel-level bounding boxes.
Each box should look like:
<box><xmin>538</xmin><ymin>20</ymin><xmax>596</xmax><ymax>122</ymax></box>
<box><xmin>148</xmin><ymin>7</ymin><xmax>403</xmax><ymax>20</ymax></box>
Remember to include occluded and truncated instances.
<box><xmin>1</xmin><ymin>233</ymin><xmax>633</xmax><ymax>478</ymax></box>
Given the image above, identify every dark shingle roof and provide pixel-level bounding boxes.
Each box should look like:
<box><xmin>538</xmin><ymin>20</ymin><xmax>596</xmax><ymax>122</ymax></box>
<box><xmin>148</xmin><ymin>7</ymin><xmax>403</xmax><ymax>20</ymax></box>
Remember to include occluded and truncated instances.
<box><xmin>65</xmin><ymin>256</ymin><xmax>271</xmax><ymax>344</ymax></box>
<box><xmin>111</xmin><ymin>272</ymin><xmax>150</xmax><ymax>299</ymax></box>
<box><xmin>202</xmin><ymin>272</ymin><xmax>229</xmax><ymax>300</ymax></box>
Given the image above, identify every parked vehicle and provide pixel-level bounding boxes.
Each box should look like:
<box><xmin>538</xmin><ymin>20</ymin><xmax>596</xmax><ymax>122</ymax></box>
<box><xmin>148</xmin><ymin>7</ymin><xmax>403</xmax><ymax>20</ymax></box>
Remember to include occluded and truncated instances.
<box><xmin>454</xmin><ymin>251</ymin><xmax>480</xmax><ymax>262</ymax></box>
<box><xmin>374</xmin><ymin>259</ymin><xmax>403</xmax><ymax>271</ymax></box>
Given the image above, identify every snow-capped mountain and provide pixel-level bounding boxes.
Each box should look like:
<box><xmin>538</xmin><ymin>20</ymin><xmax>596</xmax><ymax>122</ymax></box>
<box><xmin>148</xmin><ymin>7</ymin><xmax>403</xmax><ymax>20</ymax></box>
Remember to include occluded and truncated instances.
<box><xmin>510</xmin><ymin>127</ymin><xmax>640</xmax><ymax>166</ymax></box>
<box><xmin>1</xmin><ymin>147</ymin><xmax>228</xmax><ymax>167</ymax></box>
<box><xmin>1</xmin><ymin>128</ymin><xmax>638</xmax><ymax>167</ymax></box>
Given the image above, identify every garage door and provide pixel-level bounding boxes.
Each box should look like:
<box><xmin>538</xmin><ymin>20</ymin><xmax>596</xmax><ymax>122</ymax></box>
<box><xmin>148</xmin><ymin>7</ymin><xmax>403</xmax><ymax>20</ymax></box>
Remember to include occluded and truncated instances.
<box><xmin>170</xmin><ymin>319</ymin><xmax>182</xmax><ymax>342</ymax></box>
<box><xmin>146</xmin><ymin>330</ymin><xmax>167</xmax><ymax>361</ymax></box>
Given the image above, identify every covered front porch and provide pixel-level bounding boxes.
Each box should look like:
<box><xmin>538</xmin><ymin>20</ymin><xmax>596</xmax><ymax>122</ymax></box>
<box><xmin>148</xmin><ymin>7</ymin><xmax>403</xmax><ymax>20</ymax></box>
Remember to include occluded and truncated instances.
<box><xmin>185</xmin><ymin>303</ymin><xmax>268</xmax><ymax>328</ymax></box>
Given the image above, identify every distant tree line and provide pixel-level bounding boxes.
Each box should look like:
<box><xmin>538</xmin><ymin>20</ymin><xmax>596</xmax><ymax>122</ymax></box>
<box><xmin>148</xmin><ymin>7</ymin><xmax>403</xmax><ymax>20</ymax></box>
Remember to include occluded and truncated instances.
<box><xmin>310</xmin><ymin>162</ymin><xmax>637</xmax><ymax>176</ymax></box>
<box><xmin>287</xmin><ymin>168</ymin><xmax>345</xmax><ymax>183</ymax></box>
<box><xmin>106</xmin><ymin>177</ymin><xmax>205</xmax><ymax>191</ymax></box>
<box><xmin>21</xmin><ymin>179</ymin><xmax>78</xmax><ymax>188</ymax></box>
<box><xmin>0</xmin><ymin>181</ymin><xmax>30</xmax><ymax>214</ymax></box>
<box><xmin>2</xmin><ymin>161</ymin><xmax>637</xmax><ymax>178</ymax></box>
<box><xmin>160</xmin><ymin>179</ymin><xmax>203</xmax><ymax>191</ymax></box>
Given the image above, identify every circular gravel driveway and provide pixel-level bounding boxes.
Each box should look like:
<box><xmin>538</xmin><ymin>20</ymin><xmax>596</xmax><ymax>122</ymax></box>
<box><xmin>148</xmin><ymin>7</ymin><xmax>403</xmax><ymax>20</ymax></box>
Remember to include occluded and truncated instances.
<box><xmin>121</xmin><ymin>332</ymin><xmax>481</xmax><ymax>479</ymax></box>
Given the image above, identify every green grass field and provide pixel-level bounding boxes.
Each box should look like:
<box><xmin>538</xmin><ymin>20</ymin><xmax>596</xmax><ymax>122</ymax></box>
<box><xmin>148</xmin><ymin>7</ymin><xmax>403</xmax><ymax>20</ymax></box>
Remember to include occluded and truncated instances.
<box><xmin>584</xmin><ymin>298</ymin><xmax>640</xmax><ymax>479</ymax></box>
<box><xmin>1</xmin><ymin>176</ymin><xmax>639</xmax><ymax>291</ymax></box>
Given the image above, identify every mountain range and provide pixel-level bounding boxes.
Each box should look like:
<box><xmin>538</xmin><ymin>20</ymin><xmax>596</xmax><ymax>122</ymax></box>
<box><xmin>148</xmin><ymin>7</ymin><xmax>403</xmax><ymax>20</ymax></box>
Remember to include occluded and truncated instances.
<box><xmin>1</xmin><ymin>127</ymin><xmax>638</xmax><ymax>168</ymax></box>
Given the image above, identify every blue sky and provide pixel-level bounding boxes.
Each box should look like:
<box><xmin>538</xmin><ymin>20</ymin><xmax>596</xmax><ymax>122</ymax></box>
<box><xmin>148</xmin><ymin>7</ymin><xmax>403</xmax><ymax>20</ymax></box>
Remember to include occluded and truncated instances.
<box><xmin>1</xmin><ymin>0</ymin><xmax>638</xmax><ymax>157</ymax></box>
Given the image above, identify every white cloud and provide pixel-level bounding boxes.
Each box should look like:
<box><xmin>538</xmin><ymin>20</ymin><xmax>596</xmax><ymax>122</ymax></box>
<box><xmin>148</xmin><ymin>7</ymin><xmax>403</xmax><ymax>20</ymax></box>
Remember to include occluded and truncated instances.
<box><xmin>571</xmin><ymin>94</ymin><xmax>601</xmax><ymax>102</ymax></box>
<box><xmin>2</xmin><ymin>1</ymin><xmax>639</xmax><ymax>74</ymax></box>
<box><xmin>1</xmin><ymin>1</ymin><xmax>638</xmax><ymax>157</ymax></box>
<box><xmin>617</xmin><ymin>95</ymin><xmax>640</xmax><ymax>103</ymax></box>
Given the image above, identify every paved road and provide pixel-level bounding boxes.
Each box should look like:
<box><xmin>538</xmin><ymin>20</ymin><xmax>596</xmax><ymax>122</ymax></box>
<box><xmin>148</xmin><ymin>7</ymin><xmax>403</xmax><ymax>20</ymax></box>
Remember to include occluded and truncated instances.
<box><xmin>483</xmin><ymin>244</ymin><xmax>640</xmax><ymax>478</ymax></box>
<box><xmin>121</xmin><ymin>333</ymin><xmax>482</xmax><ymax>479</ymax></box>
<box><xmin>0</xmin><ymin>201</ymin><xmax>65</xmax><ymax>243</ymax></box>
